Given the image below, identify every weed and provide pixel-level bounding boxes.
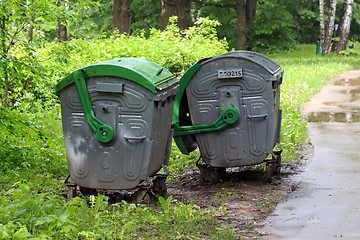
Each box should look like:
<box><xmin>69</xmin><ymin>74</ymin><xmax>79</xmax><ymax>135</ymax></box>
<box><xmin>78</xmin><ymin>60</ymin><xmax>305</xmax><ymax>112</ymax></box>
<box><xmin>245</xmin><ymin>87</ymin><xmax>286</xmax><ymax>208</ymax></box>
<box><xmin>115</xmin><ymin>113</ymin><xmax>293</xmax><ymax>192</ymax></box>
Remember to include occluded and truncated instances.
<box><xmin>213</xmin><ymin>188</ymin><xmax>238</xmax><ymax>203</ymax></box>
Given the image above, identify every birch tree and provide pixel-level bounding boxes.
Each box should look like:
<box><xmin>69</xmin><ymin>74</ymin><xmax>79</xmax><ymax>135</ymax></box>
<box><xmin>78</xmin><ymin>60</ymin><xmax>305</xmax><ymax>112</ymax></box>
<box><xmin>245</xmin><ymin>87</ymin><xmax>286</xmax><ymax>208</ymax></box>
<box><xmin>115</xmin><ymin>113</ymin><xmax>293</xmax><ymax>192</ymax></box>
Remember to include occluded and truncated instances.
<box><xmin>332</xmin><ymin>0</ymin><xmax>354</xmax><ymax>53</ymax></box>
<box><xmin>321</xmin><ymin>0</ymin><xmax>337</xmax><ymax>54</ymax></box>
<box><xmin>319</xmin><ymin>0</ymin><xmax>325</xmax><ymax>48</ymax></box>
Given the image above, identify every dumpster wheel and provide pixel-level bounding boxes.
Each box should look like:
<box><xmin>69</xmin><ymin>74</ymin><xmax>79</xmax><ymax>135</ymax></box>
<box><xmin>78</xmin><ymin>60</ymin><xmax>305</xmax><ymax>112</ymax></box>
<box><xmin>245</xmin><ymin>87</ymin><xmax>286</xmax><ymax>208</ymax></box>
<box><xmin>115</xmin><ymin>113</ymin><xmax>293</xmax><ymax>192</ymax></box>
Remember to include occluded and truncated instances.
<box><xmin>64</xmin><ymin>175</ymin><xmax>77</xmax><ymax>199</ymax></box>
<box><xmin>132</xmin><ymin>174</ymin><xmax>168</xmax><ymax>202</ymax></box>
<box><xmin>197</xmin><ymin>157</ymin><xmax>226</xmax><ymax>184</ymax></box>
<box><xmin>264</xmin><ymin>147</ymin><xmax>282</xmax><ymax>183</ymax></box>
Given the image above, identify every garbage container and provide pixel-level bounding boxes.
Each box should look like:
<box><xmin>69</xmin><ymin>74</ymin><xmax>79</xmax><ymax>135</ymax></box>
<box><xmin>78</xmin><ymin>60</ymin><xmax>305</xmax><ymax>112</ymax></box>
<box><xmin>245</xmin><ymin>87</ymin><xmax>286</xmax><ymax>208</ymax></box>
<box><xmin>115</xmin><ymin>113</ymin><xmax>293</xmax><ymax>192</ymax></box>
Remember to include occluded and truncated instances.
<box><xmin>172</xmin><ymin>51</ymin><xmax>283</xmax><ymax>178</ymax></box>
<box><xmin>56</xmin><ymin>58</ymin><xmax>179</xmax><ymax>190</ymax></box>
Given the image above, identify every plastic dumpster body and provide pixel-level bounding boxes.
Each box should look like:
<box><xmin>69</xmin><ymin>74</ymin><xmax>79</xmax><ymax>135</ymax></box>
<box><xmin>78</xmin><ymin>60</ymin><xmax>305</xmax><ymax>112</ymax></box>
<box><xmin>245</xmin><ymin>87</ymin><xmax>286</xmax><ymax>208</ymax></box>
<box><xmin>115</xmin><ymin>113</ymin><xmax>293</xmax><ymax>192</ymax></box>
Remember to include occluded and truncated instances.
<box><xmin>56</xmin><ymin>58</ymin><xmax>179</xmax><ymax>190</ymax></box>
<box><xmin>172</xmin><ymin>51</ymin><xmax>283</xmax><ymax>168</ymax></box>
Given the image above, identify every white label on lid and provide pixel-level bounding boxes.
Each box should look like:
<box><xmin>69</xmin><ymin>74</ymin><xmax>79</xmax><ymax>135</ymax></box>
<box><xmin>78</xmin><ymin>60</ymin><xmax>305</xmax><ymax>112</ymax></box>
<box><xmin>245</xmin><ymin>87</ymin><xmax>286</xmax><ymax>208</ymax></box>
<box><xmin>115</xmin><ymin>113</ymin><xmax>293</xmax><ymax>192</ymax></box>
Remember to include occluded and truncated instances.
<box><xmin>218</xmin><ymin>69</ymin><xmax>243</xmax><ymax>79</ymax></box>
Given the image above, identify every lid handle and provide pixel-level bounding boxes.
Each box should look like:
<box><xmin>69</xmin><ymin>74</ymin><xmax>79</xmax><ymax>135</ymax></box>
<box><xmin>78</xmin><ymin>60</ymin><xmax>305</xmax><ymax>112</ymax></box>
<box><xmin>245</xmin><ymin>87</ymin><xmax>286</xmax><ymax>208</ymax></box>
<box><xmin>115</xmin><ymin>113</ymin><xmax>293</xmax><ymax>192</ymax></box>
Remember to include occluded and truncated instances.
<box><xmin>173</xmin><ymin>107</ymin><xmax>239</xmax><ymax>137</ymax></box>
<box><xmin>73</xmin><ymin>69</ymin><xmax>114</xmax><ymax>143</ymax></box>
<box><xmin>155</xmin><ymin>67</ymin><xmax>164</xmax><ymax>76</ymax></box>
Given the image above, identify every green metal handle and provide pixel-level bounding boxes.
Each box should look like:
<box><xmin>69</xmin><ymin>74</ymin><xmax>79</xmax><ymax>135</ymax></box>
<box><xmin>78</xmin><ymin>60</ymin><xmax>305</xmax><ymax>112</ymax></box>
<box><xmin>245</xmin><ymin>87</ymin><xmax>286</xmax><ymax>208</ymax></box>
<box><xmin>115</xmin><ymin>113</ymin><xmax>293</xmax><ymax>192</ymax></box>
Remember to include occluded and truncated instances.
<box><xmin>173</xmin><ymin>107</ymin><xmax>239</xmax><ymax>137</ymax></box>
<box><xmin>73</xmin><ymin>69</ymin><xmax>114</xmax><ymax>143</ymax></box>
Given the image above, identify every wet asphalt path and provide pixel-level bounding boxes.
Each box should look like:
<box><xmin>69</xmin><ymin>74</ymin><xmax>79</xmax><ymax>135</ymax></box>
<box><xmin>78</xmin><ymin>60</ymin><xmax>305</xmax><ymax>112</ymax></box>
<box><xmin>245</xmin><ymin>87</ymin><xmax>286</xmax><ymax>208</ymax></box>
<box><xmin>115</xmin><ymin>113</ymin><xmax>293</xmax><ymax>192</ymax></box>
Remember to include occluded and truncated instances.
<box><xmin>259</xmin><ymin>70</ymin><xmax>360</xmax><ymax>239</ymax></box>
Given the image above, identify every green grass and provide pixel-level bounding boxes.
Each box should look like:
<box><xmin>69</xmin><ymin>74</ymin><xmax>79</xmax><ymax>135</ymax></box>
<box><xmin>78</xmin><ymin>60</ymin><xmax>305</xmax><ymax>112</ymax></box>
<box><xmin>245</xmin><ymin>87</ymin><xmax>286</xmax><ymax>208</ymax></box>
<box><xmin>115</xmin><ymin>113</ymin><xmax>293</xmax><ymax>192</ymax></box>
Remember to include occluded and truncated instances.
<box><xmin>0</xmin><ymin>187</ymin><xmax>234</xmax><ymax>239</ymax></box>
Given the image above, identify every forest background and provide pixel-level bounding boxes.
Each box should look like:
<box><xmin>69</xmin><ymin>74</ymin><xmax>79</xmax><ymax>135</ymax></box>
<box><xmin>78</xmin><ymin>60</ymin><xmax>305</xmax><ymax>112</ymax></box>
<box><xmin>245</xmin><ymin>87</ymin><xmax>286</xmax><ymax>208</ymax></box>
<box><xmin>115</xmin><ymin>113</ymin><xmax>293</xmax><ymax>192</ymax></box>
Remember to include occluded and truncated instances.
<box><xmin>1</xmin><ymin>0</ymin><xmax>360</xmax><ymax>239</ymax></box>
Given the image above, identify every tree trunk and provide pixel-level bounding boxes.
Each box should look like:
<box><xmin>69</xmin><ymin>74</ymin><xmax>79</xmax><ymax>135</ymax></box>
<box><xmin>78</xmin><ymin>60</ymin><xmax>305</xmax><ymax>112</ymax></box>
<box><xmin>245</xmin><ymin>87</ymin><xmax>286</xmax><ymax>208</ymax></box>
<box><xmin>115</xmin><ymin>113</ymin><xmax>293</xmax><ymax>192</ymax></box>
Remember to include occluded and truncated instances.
<box><xmin>28</xmin><ymin>15</ymin><xmax>35</xmax><ymax>43</ymax></box>
<box><xmin>161</xmin><ymin>0</ymin><xmax>177</xmax><ymax>30</ymax></box>
<box><xmin>235</xmin><ymin>0</ymin><xmax>257</xmax><ymax>50</ymax></box>
<box><xmin>1</xmin><ymin>16</ymin><xmax>9</xmax><ymax>107</ymax></box>
<box><xmin>322</xmin><ymin>0</ymin><xmax>337</xmax><ymax>54</ymax></box>
<box><xmin>235</xmin><ymin>0</ymin><xmax>247</xmax><ymax>49</ymax></box>
<box><xmin>57</xmin><ymin>21</ymin><xmax>68</xmax><ymax>42</ymax></box>
<box><xmin>332</xmin><ymin>0</ymin><xmax>354</xmax><ymax>53</ymax></box>
<box><xmin>319</xmin><ymin>0</ymin><xmax>325</xmax><ymax>47</ymax></box>
<box><xmin>246</xmin><ymin>0</ymin><xmax>257</xmax><ymax>28</ymax></box>
<box><xmin>161</xmin><ymin>0</ymin><xmax>190</xmax><ymax>30</ymax></box>
<box><xmin>57</xmin><ymin>1</ymin><xmax>69</xmax><ymax>42</ymax></box>
<box><xmin>177</xmin><ymin>0</ymin><xmax>190</xmax><ymax>30</ymax></box>
<box><xmin>112</xmin><ymin>0</ymin><xmax>131</xmax><ymax>34</ymax></box>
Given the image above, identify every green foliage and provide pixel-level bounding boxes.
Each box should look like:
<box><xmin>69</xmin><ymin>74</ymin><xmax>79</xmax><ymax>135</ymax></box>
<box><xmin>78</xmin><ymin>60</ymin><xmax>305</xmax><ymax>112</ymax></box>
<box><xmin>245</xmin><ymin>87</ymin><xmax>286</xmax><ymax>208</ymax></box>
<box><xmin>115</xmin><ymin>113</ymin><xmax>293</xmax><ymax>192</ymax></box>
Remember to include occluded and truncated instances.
<box><xmin>131</xmin><ymin>0</ymin><xmax>162</xmax><ymax>36</ymax></box>
<box><xmin>196</xmin><ymin>1</ymin><xmax>238</xmax><ymax>49</ymax></box>
<box><xmin>66</xmin><ymin>0</ymin><xmax>113</xmax><ymax>40</ymax></box>
<box><xmin>277</xmin><ymin>0</ymin><xmax>319</xmax><ymax>44</ymax></box>
<box><xmin>247</xmin><ymin>0</ymin><xmax>297</xmax><ymax>52</ymax></box>
<box><xmin>0</xmin><ymin>0</ymin><xmax>62</xmax><ymax>107</ymax></box>
<box><xmin>0</xmin><ymin>104</ymin><xmax>67</xmax><ymax>183</ymax></box>
<box><xmin>349</xmin><ymin>2</ymin><xmax>360</xmax><ymax>42</ymax></box>
<box><xmin>0</xmin><ymin>42</ymin><xmax>57</xmax><ymax>108</ymax></box>
<box><xmin>37</xmin><ymin>16</ymin><xmax>227</xmax><ymax>82</ymax></box>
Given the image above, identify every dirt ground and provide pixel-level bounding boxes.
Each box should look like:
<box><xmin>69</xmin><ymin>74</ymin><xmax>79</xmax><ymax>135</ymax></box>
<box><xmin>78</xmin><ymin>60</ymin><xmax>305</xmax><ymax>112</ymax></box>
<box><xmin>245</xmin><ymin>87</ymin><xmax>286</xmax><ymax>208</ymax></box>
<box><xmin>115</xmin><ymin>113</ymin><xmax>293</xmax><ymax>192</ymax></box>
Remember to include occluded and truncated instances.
<box><xmin>167</xmin><ymin>150</ymin><xmax>311</xmax><ymax>239</ymax></box>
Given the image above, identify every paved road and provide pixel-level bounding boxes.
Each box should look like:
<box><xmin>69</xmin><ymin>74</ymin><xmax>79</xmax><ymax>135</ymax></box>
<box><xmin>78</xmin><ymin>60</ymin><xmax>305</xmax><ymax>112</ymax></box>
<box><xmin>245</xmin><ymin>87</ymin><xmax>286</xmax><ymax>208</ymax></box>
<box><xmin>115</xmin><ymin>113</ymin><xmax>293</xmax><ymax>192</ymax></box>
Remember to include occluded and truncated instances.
<box><xmin>259</xmin><ymin>70</ymin><xmax>360</xmax><ymax>239</ymax></box>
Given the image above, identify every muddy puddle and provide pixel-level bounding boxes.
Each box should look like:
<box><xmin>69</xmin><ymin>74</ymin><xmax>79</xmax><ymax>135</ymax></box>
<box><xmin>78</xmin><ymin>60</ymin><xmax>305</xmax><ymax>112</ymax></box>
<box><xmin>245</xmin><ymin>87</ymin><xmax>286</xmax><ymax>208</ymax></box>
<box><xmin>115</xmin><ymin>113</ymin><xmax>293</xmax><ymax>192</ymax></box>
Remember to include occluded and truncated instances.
<box><xmin>306</xmin><ymin>111</ymin><xmax>360</xmax><ymax>122</ymax></box>
<box><xmin>333</xmin><ymin>77</ymin><xmax>360</xmax><ymax>86</ymax></box>
<box><xmin>304</xmin><ymin>77</ymin><xmax>360</xmax><ymax>122</ymax></box>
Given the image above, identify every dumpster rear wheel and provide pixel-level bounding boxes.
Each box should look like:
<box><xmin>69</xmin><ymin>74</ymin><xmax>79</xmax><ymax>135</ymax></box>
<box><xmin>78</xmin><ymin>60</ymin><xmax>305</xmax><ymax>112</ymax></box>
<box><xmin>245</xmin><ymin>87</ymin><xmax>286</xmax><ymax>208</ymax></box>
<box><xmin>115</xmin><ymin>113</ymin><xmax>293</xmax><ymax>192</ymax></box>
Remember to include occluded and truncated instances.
<box><xmin>133</xmin><ymin>189</ymin><xmax>151</xmax><ymax>203</ymax></box>
<box><xmin>64</xmin><ymin>175</ymin><xmax>77</xmax><ymax>199</ymax></box>
<box><xmin>264</xmin><ymin>151</ymin><xmax>282</xmax><ymax>182</ymax></box>
<box><xmin>264</xmin><ymin>160</ymin><xmax>276</xmax><ymax>183</ymax></box>
<box><xmin>274</xmin><ymin>151</ymin><xmax>282</xmax><ymax>175</ymax></box>
<box><xmin>199</xmin><ymin>165</ymin><xmax>226</xmax><ymax>185</ymax></box>
<box><xmin>133</xmin><ymin>174</ymin><xmax>168</xmax><ymax>203</ymax></box>
<box><xmin>152</xmin><ymin>174</ymin><xmax>167</xmax><ymax>198</ymax></box>
<box><xmin>66</xmin><ymin>186</ymin><xmax>76</xmax><ymax>199</ymax></box>
<box><xmin>79</xmin><ymin>186</ymin><xmax>97</xmax><ymax>196</ymax></box>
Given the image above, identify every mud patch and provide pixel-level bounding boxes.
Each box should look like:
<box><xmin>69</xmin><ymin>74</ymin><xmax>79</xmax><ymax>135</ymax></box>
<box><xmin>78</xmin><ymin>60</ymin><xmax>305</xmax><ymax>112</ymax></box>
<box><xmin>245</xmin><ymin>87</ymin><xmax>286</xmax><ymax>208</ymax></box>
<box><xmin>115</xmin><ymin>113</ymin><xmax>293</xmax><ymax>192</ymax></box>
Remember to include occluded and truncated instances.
<box><xmin>167</xmin><ymin>161</ymin><xmax>306</xmax><ymax>239</ymax></box>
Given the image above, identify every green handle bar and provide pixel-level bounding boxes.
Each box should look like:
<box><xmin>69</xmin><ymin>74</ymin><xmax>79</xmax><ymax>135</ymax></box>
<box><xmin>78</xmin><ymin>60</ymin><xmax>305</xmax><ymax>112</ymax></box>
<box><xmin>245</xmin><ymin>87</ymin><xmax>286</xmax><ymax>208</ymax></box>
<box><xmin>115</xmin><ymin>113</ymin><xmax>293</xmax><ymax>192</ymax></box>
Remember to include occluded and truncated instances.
<box><xmin>173</xmin><ymin>107</ymin><xmax>239</xmax><ymax>137</ymax></box>
<box><xmin>73</xmin><ymin>69</ymin><xmax>114</xmax><ymax>143</ymax></box>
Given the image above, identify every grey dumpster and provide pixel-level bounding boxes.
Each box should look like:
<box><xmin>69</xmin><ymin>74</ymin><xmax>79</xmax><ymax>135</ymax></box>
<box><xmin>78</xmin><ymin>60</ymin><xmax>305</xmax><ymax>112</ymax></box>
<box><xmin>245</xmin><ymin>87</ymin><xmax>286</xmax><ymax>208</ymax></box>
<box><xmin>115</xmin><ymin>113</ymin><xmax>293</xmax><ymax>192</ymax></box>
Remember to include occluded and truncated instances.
<box><xmin>56</xmin><ymin>58</ymin><xmax>179</xmax><ymax>190</ymax></box>
<box><xmin>172</xmin><ymin>51</ymin><xmax>283</xmax><ymax>177</ymax></box>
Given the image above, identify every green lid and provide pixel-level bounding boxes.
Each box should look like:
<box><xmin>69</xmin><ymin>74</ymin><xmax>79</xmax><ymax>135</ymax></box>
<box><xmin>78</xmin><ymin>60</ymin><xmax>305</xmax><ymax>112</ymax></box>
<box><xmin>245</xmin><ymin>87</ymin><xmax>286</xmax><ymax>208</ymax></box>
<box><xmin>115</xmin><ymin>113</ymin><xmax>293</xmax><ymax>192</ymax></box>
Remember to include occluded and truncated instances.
<box><xmin>55</xmin><ymin>58</ymin><xmax>177</xmax><ymax>94</ymax></box>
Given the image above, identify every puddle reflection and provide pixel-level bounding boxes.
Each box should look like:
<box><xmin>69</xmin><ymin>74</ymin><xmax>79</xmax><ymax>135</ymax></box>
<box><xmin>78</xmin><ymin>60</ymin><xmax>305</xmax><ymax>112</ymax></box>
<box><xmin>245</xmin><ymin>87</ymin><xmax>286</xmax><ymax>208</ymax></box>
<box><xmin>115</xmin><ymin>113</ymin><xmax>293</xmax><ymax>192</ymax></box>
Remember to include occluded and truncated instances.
<box><xmin>305</xmin><ymin>111</ymin><xmax>360</xmax><ymax>122</ymax></box>
<box><xmin>340</xmin><ymin>88</ymin><xmax>360</xmax><ymax>102</ymax></box>
<box><xmin>333</xmin><ymin>78</ymin><xmax>360</xmax><ymax>86</ymax></box>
